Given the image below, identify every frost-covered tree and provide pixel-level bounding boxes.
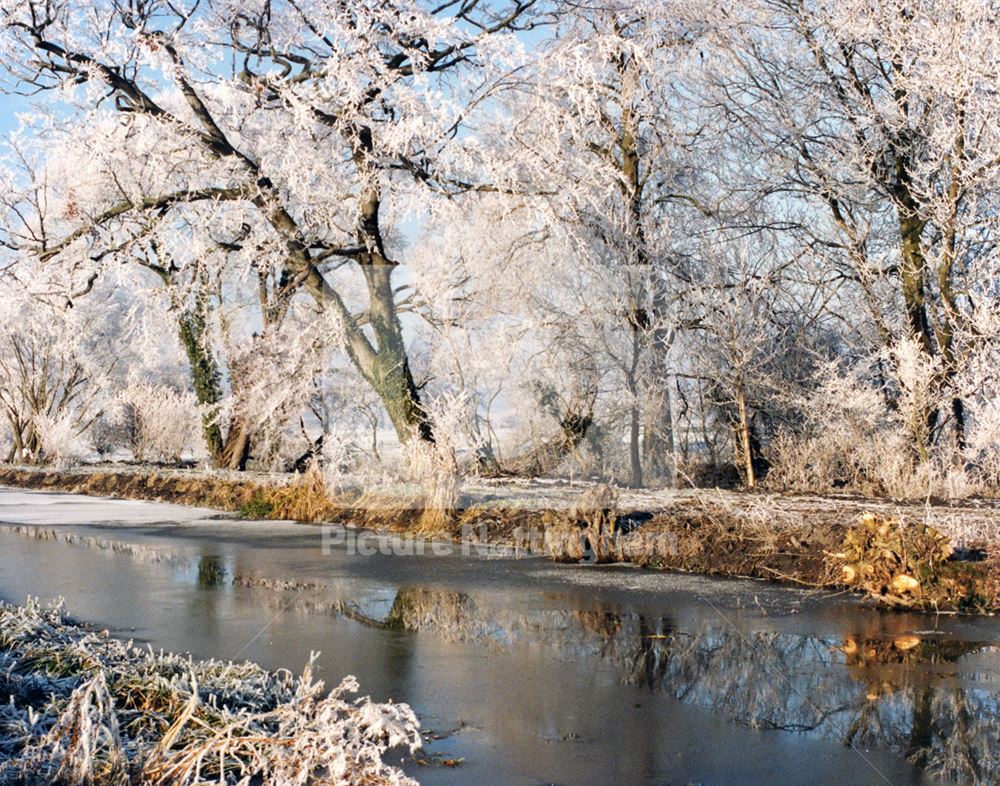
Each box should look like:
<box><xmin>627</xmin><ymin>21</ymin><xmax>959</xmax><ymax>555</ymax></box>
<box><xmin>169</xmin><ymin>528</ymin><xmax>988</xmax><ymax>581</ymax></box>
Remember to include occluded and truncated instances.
<box><xmin>0</xmin><ymin>270</ymin><xmax>131</xmax><ymax>463</ymax></box>
<box><xmin>710</xmin><ymin>0</ymin><xmax>1000</xmax><ymax>460</ymax></box>
<box><xmin>457</xmin><ymin>0</ymin><xmax>715</xmax><ymax>485</ymax></box>
<box><xmin>0</xmin><ymin>0</ymin><xmax>545</xmax><ymax>449</ymax></box>
<box><xmin>0</xmin><ymin>0</ymin><xmax>996</xmax><ymax>496</ymax></box>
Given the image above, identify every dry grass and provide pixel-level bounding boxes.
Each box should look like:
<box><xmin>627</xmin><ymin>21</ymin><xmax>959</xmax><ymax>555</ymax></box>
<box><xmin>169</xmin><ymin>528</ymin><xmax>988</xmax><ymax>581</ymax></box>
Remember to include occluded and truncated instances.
<box><xmin>244</xmin><ymin>464</ymin><xmax>342</xmax><ymax>521</ymax></box>
<box><xmin>0</xmin><ymin>600</ymin><xmax>422</xmax><ymax>786</ymax></box>
<box><xmin>0</xmin><ymin>465</ymin><xmax>450</xmax><ymax>531</ymax></box>
<box><xmin>354</xmin><ymin>487</ymin><xmax>425</xmax><ymax>531</ymax></box>
<box><xmin>0</xmin><ymin>465</ymin><xmax>355</xmax><ymax>524</ymax></box>
<box><xmin>0</xmin><ymin>466</ymin><xmax>265</xmax><ymax>513</ymax></box>
<box><xmin>541</xmin><ymin>484</ymin><xmax>620</xmax><ymax>562</ymax></box>
<box><xmin>416</xmin><ymin>471</ymin><xmax>460</xmax><ymax>534</ymax></box>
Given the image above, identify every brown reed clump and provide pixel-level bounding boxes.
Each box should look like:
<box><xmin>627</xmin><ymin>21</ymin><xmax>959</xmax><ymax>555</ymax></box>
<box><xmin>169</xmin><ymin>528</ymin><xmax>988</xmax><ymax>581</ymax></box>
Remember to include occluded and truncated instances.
<box><xmin>836</xmin><ymin>513</ymin><xmax>988</xmax><ymax>611</ymax></box>
<box><xmin>240</xmin><ymin>464</ymin><xmax>338</xmax><ymax>522</ymax></box>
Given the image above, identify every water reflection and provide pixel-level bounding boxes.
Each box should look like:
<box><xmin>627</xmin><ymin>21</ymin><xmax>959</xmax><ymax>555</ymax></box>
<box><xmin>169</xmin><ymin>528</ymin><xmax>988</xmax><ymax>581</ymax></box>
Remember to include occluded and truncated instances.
<box><xmin>321</xmin><ymin>586</ymin><xmax>998</xmax><ymax>784</ymax></box>
<box><xmin>0</xmin><ymin>520</ymin><xmax>990</xmax><ymax>784</ymax></box>
<box><xmin>196</xmin><ymin>554</ymin><xmax>232</xmax><ymax>587</ymax></box>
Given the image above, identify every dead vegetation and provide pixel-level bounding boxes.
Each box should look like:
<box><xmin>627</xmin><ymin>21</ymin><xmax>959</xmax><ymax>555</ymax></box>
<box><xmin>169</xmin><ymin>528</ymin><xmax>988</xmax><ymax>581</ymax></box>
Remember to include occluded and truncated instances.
<box><xmin>833</xmin><ymin>513</ymin><xmax>990</xmax><ymax>612</ymax></box>
<box><xmin>541</xmin><ymin>484</ymin><xmax>621</xmax><ymax>562</ymax></box>
<box><xmin>0</xmin><ymin>466</ymin><xmax>278</xmax><ymax>514</ymax></box>
<box><xmin>0</xmin><ymin>466</ymin><xmax>442</xmax><ymax>532</ymax></box>
<box><xmin>240</xmin><ymin>464</ymin><xmax>341</xmax><ymax>521</ymax></box>
<box><xmin>0</xmin><ymin>465</ymin><xmax>356</xmax><ymax>524</ymax></box>
<box><xmin>0</xmin><ymin>600</ymin><xmax>421</xmax><ymax>785</ymax></box>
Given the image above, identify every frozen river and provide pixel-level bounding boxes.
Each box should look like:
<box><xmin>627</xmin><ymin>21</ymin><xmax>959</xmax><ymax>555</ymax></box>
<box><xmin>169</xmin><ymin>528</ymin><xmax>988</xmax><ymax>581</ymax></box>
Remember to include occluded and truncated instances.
<box><xmin>0</xmin><ymin>487</ymin><xmax>997</xmax><ymax>784</ymax></box>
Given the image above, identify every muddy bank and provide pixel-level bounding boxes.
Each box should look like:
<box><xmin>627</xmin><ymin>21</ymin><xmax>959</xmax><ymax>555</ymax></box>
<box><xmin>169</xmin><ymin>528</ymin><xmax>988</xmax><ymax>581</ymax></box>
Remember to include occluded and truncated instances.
<box><xmin>2</xmin><ymin>465</ymin><xmax>1000</xmax><ymax>611</ymax></box>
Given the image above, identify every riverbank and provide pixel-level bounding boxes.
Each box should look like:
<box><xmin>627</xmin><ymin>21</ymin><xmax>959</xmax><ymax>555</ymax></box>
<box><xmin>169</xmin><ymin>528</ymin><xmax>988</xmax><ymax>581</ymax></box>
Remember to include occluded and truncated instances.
<box><xmin>0</xmin><ymin>599</ymin><xmax>421</xmax><ymax>786</ymax></box>
<box><xmin>2</xmin><ymin>464</ymin><xmax>1000</xmax><ymax>612</ymax></box>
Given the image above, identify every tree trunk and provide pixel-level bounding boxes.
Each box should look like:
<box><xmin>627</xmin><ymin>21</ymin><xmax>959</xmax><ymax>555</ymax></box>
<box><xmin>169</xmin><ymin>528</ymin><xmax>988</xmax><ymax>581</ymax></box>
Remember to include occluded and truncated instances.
<box><xmin>299</xmin><ymin>256</ymin><xmax>433</xmax><ymax>447</ymax></box>
<box><xmin>614</xmin><ymin>44</ymin><xmax>679</xmax><ymax>488</ymax></box>
<box><xmin>642</xmin><ymin>383</ymin><xmax>674</xmax><ymax>485</ymax></box>
<box><xmin>248</xmin><ymin>122</ymin><xmax>434</xmax><ymax>449</ymax></box>
<box><xmin>357</xmin><ymin>263</ymin><xmax>433</xmax><ymax>444</ymax></box>
<box><xmin>642</xmin><ymin>323</ymin><xmax>676</xmax><ymax>486</ymax></box>
<box><xmin>177</xmin><ymin>299</ymin><xmax>225</xmax><ymax>464</ymax></box>
<box><xmin>626</xmin><ymin>326</ymin><xmax>644</xmax><ymax>488</ymax></box>
<box><xmin>4</xmin><ymin>417</ymin><xmax>24</xmax><ymax>463</ymax></box>
<box><xmin>898</xmin><ymin>213</ymin><xmax>935</xmax><ymax>359</ymax></box>
<box><xmin>735</xmin><ymin>386</ymin><xmax>755</xmax><ymax>488</ymax></box>
<box><xmin>174</xmin><ymin>281</ymin><xmax>255</xmax><ymax>470</ymax></box>
<box><xmin>218</xmin><ymin>416</ymin><xmax>252</xmax><ymax>471</ymax></box>
<box><xmin>895</xmin><ymin>170</ymin><xmax>960</xmax><ymax>460</ymax></box>
<box><xmin>629</xmin><ymin>402</ymin><xmax>643</xmax><ymax>489</ymax></box>
<box><xmin>937</xmin><ymin>114</ymin><xmax>968</xmax><ymax>459</ymax></box>
<box><xmin>952</xmin><ymin>396</ymin><xmax>966</xmax><ymax>456</ymax></box>
<box><xmin>339</xmin><ymin>130</ymin><xmax>434</xmax><ymax>445</ymax></box>
<box><xmin>897</xmin><ymin>214</ymin><xmax>941</xmax><ymax>461</ymax></box>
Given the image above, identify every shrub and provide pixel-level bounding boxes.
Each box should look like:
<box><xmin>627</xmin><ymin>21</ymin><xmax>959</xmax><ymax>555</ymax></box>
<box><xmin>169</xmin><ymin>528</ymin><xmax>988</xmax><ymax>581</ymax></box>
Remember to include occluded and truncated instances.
<box><xmin>766</xmin><ymin>344</ymin><xmax>984</xmax><ymax>499</ymax></box>
<box><xmin>0</xmin><ymin>600</ymin><xmax>421</xmax><ymax>785</ymax></box>
<box><xmin>32</xmin><ymin>412</ymin><xmax>87</xmax><ymax>467</ymax></box>
<box><xmin>237</xmin><ymin>466</ymin><xmax>336</xmax><ymax>522</ymax></box>
<box><xmin>114</xmin><ymin>383</ymin><xmax>204</xmax><ymax>464</ymax></box>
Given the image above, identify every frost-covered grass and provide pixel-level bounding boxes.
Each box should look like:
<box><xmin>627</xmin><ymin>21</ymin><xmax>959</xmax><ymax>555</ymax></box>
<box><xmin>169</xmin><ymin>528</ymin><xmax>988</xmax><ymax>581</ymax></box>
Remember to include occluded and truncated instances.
<box><xmin>0</xmin><ymin>600</ymin><xmax>421</xmax><ymax>785</ymax></box>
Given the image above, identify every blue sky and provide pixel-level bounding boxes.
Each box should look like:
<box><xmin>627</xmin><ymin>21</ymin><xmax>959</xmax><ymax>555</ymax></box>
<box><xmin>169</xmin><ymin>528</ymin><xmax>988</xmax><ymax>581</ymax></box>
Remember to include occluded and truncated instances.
<box><xmin>0</xmin><ymin>92</ymin><xmax>30</xmax><ymax>135</ymax></box>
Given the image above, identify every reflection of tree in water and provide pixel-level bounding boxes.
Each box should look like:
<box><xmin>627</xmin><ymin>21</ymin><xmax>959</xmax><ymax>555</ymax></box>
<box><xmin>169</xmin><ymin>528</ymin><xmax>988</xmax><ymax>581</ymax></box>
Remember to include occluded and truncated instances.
<box><xmin>196</xmin><ymin>554</ymin><xmax>230</xmax><ymax>588</ymax></box>
<box><xmin>336</xmin><ymin>587</ymin><xmax>999</xmax><ymax>784</ymax></box>
<box><xmin>840</xmin><ymin>630</ymin><xmax>996</xmax><ymax>782</ymax></box>
<box><xmin>625</xmin><ymin>624</ymin><xmax>997</xmax><ymax>784</ymax></box>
